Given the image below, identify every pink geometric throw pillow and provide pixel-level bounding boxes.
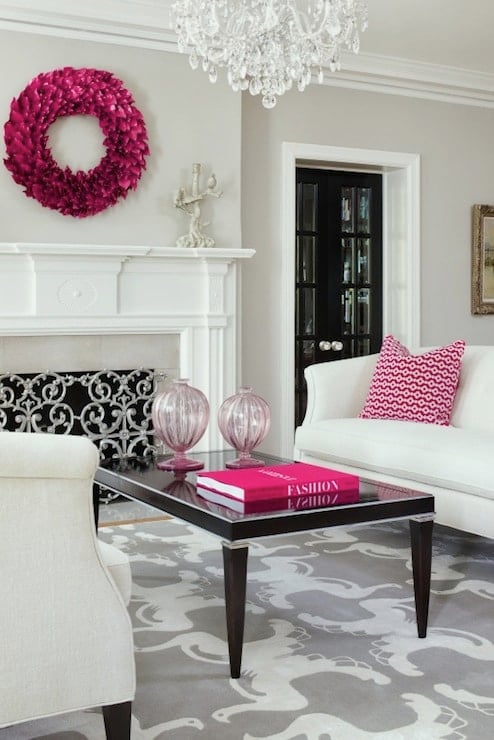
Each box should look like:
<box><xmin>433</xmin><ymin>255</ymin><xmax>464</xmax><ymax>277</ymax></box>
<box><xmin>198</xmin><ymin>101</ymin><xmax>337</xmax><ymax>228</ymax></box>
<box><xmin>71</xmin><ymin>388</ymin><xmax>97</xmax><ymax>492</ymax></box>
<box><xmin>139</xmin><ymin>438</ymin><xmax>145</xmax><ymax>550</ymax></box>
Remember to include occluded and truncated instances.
<box><xmin>359</xmin><ymin>335</ymin><xmax>466</xmax><ymax>425</ymax></box>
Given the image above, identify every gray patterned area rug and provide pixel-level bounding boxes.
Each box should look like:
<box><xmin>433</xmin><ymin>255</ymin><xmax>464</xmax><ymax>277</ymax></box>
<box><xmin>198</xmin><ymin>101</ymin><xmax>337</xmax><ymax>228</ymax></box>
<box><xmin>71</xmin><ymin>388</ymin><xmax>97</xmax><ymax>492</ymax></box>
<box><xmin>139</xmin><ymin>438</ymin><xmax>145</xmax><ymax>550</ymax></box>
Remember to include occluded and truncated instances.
<box><xmin>5</xmin><ymin>518</ymin><xmax>494</xmax><ymax>739</ymax></box>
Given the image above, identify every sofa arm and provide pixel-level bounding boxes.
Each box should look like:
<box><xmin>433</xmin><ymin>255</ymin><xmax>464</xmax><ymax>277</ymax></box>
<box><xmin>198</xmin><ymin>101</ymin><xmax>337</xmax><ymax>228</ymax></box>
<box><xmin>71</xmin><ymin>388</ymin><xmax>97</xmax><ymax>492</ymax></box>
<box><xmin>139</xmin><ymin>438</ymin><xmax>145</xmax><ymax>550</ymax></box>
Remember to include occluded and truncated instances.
<box><xmin>302</xmin><ymin>354</ymin><xmax>379</xmax><ymax>424</ymax></box>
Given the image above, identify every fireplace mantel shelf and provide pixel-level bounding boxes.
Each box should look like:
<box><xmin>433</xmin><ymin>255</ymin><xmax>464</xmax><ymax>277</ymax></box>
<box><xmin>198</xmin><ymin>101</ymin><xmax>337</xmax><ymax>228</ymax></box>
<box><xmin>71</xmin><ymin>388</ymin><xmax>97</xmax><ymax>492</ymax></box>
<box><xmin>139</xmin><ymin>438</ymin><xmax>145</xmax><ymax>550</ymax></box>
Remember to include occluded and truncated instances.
<box><xmin>0</xmin><ymin>242</ymin><xmax>255</xmax><ymax>450</ymax></box>
<box><xmin>0</xmin><ymin>242</ymin><xmax>255</xmax><ymax>261</ymax></box>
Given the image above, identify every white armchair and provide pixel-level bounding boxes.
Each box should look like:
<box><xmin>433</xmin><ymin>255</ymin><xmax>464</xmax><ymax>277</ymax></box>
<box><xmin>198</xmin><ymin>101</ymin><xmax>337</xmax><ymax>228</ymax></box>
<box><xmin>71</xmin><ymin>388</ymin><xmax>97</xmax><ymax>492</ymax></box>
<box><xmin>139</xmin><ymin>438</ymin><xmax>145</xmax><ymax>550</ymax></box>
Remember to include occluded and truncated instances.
<box><xmin>0</xmin><ymin>432</ymin><xmax>135</xmax><ymax>738</ymax></box>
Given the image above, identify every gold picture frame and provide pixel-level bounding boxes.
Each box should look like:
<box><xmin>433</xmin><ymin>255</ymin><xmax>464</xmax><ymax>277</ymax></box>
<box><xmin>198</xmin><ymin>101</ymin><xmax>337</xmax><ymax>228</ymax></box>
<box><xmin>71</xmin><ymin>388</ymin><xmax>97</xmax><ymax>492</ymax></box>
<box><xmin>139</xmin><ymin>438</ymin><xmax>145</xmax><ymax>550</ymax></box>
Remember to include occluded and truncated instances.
<box><xmin>472</xmin><ymin>204</ymin><xmax>494</xmax><ymax>314</ymax></box>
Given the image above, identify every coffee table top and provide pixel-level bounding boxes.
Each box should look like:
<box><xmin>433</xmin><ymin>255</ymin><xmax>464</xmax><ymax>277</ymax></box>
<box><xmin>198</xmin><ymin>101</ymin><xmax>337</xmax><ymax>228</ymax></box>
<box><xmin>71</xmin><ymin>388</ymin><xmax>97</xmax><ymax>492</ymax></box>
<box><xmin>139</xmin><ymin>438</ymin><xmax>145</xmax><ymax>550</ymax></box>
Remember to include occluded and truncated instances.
<box><xmin>96</xmin><ymin>450</ymin><xmax>435</xmax><ymax>542</ymax></box>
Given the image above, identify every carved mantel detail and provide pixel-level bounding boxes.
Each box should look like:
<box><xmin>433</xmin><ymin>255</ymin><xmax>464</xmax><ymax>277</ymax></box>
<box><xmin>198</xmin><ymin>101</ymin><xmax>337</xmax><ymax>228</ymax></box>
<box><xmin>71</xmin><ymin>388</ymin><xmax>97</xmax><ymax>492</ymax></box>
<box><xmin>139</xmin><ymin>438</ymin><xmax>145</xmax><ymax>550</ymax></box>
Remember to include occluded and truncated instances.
<box><xmin>0</xmin><ymin>242</ymin><xmax>255</xmax><ymax>450</ymax></box>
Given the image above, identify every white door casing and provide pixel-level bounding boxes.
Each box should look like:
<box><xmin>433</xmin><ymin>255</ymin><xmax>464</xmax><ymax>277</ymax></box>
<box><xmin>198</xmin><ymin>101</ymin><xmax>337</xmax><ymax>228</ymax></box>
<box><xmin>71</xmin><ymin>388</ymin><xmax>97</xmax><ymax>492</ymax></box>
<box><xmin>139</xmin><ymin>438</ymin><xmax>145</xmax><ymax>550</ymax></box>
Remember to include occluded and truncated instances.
<box><xmin>280</xmin><ymin>142</ymin><xmax>421</xmax><ymax>458</ymax></box>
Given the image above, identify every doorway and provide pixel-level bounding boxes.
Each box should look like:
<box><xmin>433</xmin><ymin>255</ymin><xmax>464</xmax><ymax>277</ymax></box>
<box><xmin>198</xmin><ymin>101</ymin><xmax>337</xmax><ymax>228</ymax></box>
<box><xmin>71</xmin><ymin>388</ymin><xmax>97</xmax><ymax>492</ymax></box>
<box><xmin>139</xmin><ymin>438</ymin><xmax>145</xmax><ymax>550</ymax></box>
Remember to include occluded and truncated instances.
<box><xmin>295</xmin><ymin>167</ymin><xmax>383</xmax><ymax>426</ymax></box>
<box><xmin>279</xmin><ymin>143</ymin><xmax>421</xmax><ymax>459</ymax></box>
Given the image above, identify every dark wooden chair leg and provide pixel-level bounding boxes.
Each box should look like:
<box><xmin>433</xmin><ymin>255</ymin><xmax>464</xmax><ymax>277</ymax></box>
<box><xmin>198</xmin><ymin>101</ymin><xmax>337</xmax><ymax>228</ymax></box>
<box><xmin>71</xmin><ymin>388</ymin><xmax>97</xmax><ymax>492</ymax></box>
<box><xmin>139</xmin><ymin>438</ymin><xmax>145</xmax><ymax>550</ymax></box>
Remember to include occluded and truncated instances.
<box><xmin>102</xmin><ymin>700</ymin><xmax>132</xmax><ymax>740</ymax></box>
<box><xmin>93</xmin><ymin>482</ymin><xmax>100</xmax><ymax>530</ymax></box>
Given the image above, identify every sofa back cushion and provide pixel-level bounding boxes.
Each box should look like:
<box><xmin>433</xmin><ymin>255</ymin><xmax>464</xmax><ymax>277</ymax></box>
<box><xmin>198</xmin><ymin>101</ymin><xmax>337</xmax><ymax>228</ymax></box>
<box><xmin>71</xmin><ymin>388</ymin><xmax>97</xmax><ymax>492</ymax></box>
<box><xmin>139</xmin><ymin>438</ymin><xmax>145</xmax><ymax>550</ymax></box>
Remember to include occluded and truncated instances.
<box><xmin>450</xmin><ymin>346</ymin><xmax>494</xmax><ymax>433</ymax></box>
<box><xmin>359</xmin><ymin>335</ymin><xmax>465</xmax><ymax>425</ymax></box>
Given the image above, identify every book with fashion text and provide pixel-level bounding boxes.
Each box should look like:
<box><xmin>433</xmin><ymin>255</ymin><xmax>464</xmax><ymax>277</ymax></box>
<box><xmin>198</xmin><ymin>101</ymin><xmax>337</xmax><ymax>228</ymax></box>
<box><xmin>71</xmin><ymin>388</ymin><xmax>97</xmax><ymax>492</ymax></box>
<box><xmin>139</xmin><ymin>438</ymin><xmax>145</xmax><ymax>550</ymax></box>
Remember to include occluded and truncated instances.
<box><xmin>197</xmin><ymin>484</ymin><xmax>360</xmax><ymax>514</ymax></box>
<box><xmin>196</xmin><ymin>462</ymin><xmax>359</xmax><ymax>502</ymax></box>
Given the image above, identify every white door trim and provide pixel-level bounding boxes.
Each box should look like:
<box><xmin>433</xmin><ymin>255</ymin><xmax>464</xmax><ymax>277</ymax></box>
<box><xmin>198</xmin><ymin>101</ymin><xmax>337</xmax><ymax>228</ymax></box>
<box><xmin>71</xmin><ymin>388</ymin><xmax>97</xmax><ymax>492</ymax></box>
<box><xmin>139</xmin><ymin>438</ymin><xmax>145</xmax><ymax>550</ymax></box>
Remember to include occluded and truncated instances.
<box><xmin>280</xmin><ymin>142</ymin><xmax>421</xmax><ymax>458</ymax></box>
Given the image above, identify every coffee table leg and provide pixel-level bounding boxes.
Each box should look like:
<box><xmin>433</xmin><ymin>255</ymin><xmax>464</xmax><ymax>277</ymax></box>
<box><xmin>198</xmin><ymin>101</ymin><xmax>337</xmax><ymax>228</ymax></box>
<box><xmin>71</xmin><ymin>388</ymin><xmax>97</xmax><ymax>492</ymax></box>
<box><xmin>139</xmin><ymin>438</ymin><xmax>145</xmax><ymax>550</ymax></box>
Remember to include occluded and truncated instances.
<box><xmin>222</xmin><ymin>541</ymin><xmax>249</xmax><ymax>679</ymax></box>
<box><xmin>409</xmin><ymin>515</ymin><xmax>434</xmax><ymax>638</ymax></box>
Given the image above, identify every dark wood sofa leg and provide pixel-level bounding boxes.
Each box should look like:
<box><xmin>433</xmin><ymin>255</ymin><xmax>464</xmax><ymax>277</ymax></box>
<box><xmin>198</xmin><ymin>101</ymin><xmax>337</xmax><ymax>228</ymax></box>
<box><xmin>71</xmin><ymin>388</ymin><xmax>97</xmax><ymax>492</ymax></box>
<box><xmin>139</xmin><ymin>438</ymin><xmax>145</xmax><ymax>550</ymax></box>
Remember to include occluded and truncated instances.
<box><xmin>102</xmin><ymin>701</ymin><xmax>132</xmax><ymax>740</ymax></box>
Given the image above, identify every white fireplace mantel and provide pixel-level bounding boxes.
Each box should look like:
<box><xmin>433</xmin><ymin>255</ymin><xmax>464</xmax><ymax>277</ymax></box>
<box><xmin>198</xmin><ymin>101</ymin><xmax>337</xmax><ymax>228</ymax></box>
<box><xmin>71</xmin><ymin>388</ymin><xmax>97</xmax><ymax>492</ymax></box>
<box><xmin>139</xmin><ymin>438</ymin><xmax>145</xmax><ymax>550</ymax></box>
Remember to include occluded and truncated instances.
<box><xmin>0</xmin><ymin>242</ymin><xmax>255</xmax><ymax>450</ymax></box>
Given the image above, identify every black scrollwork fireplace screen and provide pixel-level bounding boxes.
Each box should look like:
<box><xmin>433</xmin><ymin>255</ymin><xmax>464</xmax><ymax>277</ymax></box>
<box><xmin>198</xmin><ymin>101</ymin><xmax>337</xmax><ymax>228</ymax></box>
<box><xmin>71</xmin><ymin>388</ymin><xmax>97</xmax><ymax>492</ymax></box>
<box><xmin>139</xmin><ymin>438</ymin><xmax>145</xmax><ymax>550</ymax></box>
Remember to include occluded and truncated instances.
<box><xmin>0</xmin><ymin>368</ymin><xmax>159</xmax><ymax>462</ymax></box>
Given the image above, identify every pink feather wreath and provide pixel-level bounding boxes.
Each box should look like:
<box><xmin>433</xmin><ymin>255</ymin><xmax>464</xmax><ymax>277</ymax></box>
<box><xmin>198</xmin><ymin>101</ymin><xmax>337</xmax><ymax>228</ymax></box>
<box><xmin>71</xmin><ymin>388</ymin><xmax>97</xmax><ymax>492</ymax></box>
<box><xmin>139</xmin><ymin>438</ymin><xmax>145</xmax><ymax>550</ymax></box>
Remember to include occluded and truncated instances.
<box><xmin>3</xmin><ymin>67</ymin><xmax>150</xmax><ymax>217</ymax></box>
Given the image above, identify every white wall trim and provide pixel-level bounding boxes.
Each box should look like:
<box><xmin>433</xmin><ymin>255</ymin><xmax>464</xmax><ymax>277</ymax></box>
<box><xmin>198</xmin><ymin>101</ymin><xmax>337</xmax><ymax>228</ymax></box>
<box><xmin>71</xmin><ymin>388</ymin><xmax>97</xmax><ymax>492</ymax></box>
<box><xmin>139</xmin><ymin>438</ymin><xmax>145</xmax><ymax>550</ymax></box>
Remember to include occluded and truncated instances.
<box><xmin>2</xmin><ymin>1</ymin><xmax>494</xmax><ymax>108</ymax></box>
<box><xmin>280</xmin><ymin>142</ymin><xmax>421</xmax><ymax>458</ymax></box>
<box><xmin>381</xmin><ymin>158</ymin><xmax>421</xmax><ymax>349</ymax></box>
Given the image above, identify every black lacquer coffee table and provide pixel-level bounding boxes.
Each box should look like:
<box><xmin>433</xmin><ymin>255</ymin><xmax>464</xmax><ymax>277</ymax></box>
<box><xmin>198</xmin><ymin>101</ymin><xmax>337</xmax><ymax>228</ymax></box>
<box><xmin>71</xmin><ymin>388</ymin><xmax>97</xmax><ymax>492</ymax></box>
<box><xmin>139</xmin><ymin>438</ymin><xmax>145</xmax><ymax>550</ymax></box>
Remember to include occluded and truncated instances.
<box><xmin>94</xmin><ymin>451</ymin><xmax>435</xmax><ymax>679</ymax></box>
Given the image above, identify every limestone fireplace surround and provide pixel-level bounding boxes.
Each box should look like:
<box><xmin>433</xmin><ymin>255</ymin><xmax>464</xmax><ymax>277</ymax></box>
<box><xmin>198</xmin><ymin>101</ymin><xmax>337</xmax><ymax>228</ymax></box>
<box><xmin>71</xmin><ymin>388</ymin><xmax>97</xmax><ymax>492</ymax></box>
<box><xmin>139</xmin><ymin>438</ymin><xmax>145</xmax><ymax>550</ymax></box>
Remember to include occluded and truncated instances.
<box><xmin>0</xmin><ymin>243</ymin><xmax>255</xmax><ymax>451</ymax></box>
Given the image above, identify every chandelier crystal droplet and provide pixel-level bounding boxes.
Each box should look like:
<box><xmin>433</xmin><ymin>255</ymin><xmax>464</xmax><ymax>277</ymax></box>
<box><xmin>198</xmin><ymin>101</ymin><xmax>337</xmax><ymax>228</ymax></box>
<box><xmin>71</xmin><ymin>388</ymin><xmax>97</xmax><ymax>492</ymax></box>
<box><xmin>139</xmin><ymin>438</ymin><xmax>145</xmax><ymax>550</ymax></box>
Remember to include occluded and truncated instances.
<box><xmin>171</xmin><ymin>1</ymin><xmax>368</xmax><ymax>108</ymax></box>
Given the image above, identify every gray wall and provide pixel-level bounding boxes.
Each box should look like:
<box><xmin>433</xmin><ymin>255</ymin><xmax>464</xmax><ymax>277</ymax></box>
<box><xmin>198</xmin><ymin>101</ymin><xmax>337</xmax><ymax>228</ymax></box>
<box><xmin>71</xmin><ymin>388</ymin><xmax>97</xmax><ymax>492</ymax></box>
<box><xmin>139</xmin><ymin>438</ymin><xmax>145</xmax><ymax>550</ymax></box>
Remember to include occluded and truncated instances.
<box><xmin>0</xmin><ymin>29</ymin><xmax>241</xmax><ymax>248</ymax></box>
<box><xmin>241</xmin><ymin>83</ymin><xmax>494</xmax><ymax>454</ymax></box>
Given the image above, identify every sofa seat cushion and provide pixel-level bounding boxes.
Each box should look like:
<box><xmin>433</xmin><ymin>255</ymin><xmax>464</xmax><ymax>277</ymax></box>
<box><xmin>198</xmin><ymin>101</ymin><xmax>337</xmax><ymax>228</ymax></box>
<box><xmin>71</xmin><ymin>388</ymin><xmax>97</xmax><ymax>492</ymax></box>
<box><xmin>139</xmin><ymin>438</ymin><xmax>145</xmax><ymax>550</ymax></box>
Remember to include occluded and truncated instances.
<box><xmin>295</xmin><ymin>418</ymin><xmax>494</xmax><ymax>500</ymax></box>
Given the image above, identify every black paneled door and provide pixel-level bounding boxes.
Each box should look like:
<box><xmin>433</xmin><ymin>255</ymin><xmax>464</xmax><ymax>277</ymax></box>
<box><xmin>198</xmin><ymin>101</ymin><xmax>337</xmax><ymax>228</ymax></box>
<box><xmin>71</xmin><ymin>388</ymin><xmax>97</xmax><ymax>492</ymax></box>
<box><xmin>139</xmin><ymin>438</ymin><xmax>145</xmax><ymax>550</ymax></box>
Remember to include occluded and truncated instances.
<box><xmin>295</xmin><ymin>168</ymin><xmax>383</xmax><ymax>427</ymax></box>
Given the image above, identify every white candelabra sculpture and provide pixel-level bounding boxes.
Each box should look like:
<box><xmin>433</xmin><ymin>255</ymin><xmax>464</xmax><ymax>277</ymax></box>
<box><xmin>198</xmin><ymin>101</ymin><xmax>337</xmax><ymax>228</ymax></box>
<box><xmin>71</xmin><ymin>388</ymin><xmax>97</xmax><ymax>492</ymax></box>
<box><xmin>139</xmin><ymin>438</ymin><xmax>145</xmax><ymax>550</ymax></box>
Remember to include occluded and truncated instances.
<box><xmin>174</xmin><ymin>163</ymin><xmax>222</xmax><ymax>248</ymax></box>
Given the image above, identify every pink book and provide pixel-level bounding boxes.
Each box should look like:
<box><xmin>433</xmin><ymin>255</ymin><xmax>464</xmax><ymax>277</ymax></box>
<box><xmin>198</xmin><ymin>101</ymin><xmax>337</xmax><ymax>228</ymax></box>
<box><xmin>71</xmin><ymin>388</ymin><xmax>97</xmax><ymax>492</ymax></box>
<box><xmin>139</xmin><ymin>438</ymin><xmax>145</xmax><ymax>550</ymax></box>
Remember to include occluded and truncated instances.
<box><xmin>197</xmin><ymin>484</ymin><xmax>360</xmax><ymax>514</ymax></box>
<box><xmin>196</xmin><ymin>462</ymin><xmax>359</xmax><ymax>502</ymax></box>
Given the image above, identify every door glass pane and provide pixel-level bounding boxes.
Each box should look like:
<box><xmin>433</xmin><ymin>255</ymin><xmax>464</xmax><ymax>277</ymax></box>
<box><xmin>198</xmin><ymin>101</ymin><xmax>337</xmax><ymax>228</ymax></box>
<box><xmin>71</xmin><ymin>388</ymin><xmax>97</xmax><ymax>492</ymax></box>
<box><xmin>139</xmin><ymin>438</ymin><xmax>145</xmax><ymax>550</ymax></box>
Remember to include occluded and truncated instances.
<box><xmin>296</xmin><ymin>236</ymin><xmax>301</xmax><ymax>281</ymax></box>
<box><xmin>297</xmin><ymin>287</ymin><xmax>314</xmax><ymax>335</ymax></box>
<box><xmin>341</xmin><ymin>338</ymin><xmax>353</xmax><ymax>359</ymax></box>
<box><xmin>295</xmin><ymin>286</ymin><xmax>299</xmax><ymax>333</ymax></box>
<box><xmin>354</xmin><ymin>338</ymin><xmax>371</xmax><ymax>356</ymax></box>
<box><xmin>295</xmin><ymin>344</ymin><xmax>301</xmax><ymax>387</ymax></box>
<box><xmin>341</xmin><ymin>238</ymin><xmax>354</xmax><ymax>284</ymax></box>
<box><xmin>301</xmin><ymin>184</ymin><xmax>317</xmax><ymax>231</ymax></box>
<box><xmin>301</xmin><ymin>236</ymin><xmax>316</xmax><ymax>282</ymax></box>
<box><xmin>296</xmin><ymin>340</ymin><xmax>315</xmax><ymax>384</ymax></box>
<box><xmin>341</xmin><ymin>187</ymin><xmax>355</xmax><ymax>233</ymax></box>
<box><xmin>357</xmin><ymin>288</ymin><xmax>370</xmax><ymax>334</ymax></box>
<box><xmin>341</xmin><ymin>288</ymin><xmax>354</xmax><ymax>335</ymax></box>
<box><xmin>304</xmin><ymin>288</ymin><xmax>314</xmax><ymax>334</ymax></box>
<box><xmin>357</xmin><ymin>188</ymin><xmax>371</xmax><ymax>233</ymax></box>
<box><xmin>357</xmin><ymin>237</ymin><xmax>371</xmax><ymax>283</ymax></box>
<box><xmin>302</xmin><ymin>339</ymin><xmax>315</xmax><ymax>366</ymax></box>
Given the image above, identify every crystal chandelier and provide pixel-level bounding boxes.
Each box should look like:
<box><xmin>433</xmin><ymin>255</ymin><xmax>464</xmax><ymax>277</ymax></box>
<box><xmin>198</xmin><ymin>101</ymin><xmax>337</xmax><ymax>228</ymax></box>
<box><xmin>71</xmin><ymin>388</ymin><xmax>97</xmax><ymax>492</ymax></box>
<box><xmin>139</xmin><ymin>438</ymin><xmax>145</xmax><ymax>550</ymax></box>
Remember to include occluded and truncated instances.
<box><xmin>171</xmin><ymin>1</ymin><xmax>368</xmax><ymax>109</ymax></box>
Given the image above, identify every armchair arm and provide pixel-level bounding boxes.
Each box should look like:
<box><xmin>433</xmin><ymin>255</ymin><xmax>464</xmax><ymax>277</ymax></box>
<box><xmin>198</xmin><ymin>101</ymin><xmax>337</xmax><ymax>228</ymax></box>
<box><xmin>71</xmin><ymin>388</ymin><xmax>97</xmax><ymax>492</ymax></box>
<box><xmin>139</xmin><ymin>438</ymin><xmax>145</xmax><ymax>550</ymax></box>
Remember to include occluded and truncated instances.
<box><xmin>302</xmin><ymin>354</ymin><xmax>379</xmax><ymax>424</ymax></box>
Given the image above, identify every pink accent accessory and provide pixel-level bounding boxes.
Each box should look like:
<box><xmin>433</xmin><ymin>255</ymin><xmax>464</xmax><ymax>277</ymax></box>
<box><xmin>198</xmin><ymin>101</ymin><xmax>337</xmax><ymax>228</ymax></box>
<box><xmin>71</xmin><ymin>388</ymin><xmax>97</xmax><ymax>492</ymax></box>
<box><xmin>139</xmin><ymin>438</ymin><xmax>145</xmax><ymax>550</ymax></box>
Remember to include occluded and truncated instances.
<box><xmin>359</xmin><ymin>335</ymin><xmax>465</xmax><ymax>425</ymax></box>
<box><xmin>152</xmin><ymin>379</ymin><xmax>209</xmax><ymax>471</ymax></box>
<box><xmin>218</xmin><ymin>387</ymin><xmax>271</xmax><ymax>468</ymax></box>
<box><xmin>197</xmin><ymin>462</ymin><xmax>359</xmax><ymax>501</ymax></box>
<box><xmin>4</xmin><ymin>67</ymin><xmax>149</xmax><ymax>217</ymax></box>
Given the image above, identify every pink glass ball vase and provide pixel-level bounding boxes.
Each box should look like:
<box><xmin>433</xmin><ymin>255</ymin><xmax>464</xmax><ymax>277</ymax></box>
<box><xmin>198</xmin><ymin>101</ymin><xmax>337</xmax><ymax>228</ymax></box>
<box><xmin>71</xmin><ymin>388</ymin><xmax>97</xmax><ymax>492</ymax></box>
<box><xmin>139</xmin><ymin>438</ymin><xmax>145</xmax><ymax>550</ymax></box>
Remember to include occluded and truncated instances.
<box><xmin>218</xmin><ymin>386</ymin><xmax>271</xmax><ymax>468</ymax></box>
<box><xmin>151</xmin><ymin>378</ymin><xmax>209</xmax><ymax>471</ymax></box>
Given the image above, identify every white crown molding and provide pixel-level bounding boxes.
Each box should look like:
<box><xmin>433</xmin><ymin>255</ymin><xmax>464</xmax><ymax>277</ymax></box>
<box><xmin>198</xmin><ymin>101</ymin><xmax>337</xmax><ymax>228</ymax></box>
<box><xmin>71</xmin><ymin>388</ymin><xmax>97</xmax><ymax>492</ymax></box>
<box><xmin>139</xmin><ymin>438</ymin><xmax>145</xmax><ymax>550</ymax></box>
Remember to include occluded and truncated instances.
<box><xmin>329</xmin><ymin>50</ymin><xmax>494</xmax><ymax>108</ymax></box>
<box><xmin>2</xmin><ymin>1</ymin><xmax>494</xmax><ymax>108</ymax></box>
<box><xmin>0</xmin><ymin>0</ymin><xmax>179</xmax><ymax>51</ymax></box>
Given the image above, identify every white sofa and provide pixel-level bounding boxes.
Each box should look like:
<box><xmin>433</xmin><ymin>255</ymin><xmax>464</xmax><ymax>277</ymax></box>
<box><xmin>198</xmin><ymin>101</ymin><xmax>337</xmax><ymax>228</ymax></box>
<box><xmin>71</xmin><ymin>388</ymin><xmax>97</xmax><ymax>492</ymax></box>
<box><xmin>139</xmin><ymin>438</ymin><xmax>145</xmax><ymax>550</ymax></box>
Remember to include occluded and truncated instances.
<box><xmin>294</xmin><ymin>345</ymin><xmax>494</xmax><ymax>540</ymax></box>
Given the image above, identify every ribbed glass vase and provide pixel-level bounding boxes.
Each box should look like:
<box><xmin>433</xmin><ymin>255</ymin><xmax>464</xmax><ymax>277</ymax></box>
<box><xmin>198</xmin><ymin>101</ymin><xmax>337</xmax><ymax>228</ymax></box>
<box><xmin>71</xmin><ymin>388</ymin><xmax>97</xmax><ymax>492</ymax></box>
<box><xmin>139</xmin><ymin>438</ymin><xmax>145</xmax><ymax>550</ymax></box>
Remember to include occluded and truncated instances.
<box><xmin>218</xmin><ymin>386</ymin><xmax>271</xmax><ymax>468</ymax></box>
<box><xmin>151</xmin><ymin>379</ymin><xmax>209</xmax><ymax>471</ymax></box>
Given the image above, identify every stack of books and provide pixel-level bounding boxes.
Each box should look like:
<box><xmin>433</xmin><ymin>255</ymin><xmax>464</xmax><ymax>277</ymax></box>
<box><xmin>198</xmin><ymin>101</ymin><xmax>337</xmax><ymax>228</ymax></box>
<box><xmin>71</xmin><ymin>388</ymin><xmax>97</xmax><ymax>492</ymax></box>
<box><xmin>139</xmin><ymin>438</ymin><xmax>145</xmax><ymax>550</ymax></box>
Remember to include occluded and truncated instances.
<box><xmin>196</xmin><ymin>462</ymin><xmax>360</xmax><ymax>513</ymax></box>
